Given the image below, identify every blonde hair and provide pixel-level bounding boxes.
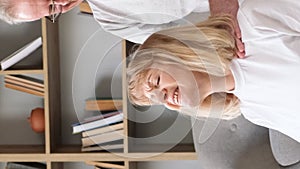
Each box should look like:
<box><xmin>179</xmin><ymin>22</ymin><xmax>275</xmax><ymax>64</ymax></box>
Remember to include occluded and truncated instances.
<box><xmin>127</xmin><ymin>15</ymin><xmax>240</xmax><ymax>119</ymax></box>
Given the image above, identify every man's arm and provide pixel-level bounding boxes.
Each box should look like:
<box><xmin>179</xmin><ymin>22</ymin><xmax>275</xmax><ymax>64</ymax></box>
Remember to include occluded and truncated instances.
<box><xmin>209</xmin><ymin>0</ymin><xmax>245</xmax><ymax>58</ymax></box>
<box><xmin>87</xmin><ymin>0</ymin><xmax>209</xmax><ymax>44</ymax></box>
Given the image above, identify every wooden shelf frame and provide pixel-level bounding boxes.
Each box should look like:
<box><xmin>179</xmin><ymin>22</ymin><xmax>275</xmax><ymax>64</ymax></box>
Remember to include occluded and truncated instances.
<box><xmin>0</xmin><ymin>20</ymin><xmax>196</xmax><ymax>169</ymax></box>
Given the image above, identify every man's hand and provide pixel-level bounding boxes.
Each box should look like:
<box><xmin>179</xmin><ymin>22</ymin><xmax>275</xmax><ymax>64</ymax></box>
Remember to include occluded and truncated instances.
<box><xmin>209</xmin><ymin>0</ymin><xmax>245</xmax><ymax>58</ymax></box>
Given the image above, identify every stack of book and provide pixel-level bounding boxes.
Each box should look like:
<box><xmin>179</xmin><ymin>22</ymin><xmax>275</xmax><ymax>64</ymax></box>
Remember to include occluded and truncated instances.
<box><xmin>73</xmin><ymin>99</ymin><xmax>124</xmax><ymax>152</ymax></box>
<box><xmin>4</xmin><ymin>75</ymin><xmax>44</xmax><ymax>97</ymax></box>
<box><xmin>85</xmin><ymin>99</ymin><xmax>123</xmax><ymax>111</ymax></box>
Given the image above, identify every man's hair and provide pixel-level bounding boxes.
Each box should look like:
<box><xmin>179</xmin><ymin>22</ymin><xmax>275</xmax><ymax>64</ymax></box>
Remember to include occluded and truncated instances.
<box><xmin>127</xmin><ymin>15</ymin><xmax>241</xmax><ymax>119</ymax></box>
<box><xmin>0</xmin><ymin>0</ymin><xmax>23</xmax><ymax>24</ymax></box>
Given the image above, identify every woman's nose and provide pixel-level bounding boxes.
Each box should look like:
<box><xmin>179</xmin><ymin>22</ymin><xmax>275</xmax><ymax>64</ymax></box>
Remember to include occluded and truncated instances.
<box><xmin>148</xmin><ymin>88</ymin><xmax>167</xmax><ymax>104</ymax></box>
<box><xmin>162</xmin><ymin>88</ymin><xmax>168</xmax><ymax>102</ymax></box>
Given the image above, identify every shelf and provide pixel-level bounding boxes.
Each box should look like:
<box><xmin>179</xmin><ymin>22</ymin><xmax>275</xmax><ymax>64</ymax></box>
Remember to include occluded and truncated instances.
<box><xmin>0</xmin><ymin>18</ymin><xmax>55</xmax><ymax>161</ymax></box>
<box><xmin>79</xmin><ymin>1</ymin><xmax>92</xmax><ymax>14</ymax></box>
<box><xmin>0</xmin><ymin>154</ymin><xmax>46</xmax><ymax>162</ymax></box>
<box><xmin>0</xmin><ymin>69</ymin><xmax>44</xmax><ymax>75</ymax></box>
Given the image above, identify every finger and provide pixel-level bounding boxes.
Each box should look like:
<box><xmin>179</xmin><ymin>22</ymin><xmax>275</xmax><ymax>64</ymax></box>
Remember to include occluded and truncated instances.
<box><xmin>236</xmin><ymin>37</ymin><xmax>245</xmax><ymax>52</ymax></box>
<box><xmin>235</xmin><ymin>37</ymin><xmax>245</xmax><ymax>58</ymax></box>
<box><xmin>233</xmin><ymin>20</ymin><xmax>242</xmax><ymax>39</ymax></box>
<box><xmin>236</xmin><ymin>50</ymin><xmax>245</xmax><ymax>58</ymax></box>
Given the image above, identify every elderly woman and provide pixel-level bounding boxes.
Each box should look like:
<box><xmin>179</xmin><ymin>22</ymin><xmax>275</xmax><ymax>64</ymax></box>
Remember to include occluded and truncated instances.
<box><xmin>127</xmin><ymin>0</ymin><xmax>300</xmax><ymax>143</ymax></box>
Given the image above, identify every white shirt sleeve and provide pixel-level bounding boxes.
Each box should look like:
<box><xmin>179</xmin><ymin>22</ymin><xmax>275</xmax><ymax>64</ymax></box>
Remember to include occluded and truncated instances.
<box><xmin>239</xmin><ymin>0</ymin><xmax>300</xmax><ymax>37</ymax></box>
<box><xmin>87</xmin><ymin>0</ymin><xmax>209</xmax><ymax>43</ymax></box>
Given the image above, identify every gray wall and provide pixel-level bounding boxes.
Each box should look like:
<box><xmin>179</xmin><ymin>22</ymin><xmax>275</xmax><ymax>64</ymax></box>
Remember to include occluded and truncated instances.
<box><xmin>0</xmin><ymin>20</ymin><xmax>44</xmax><ymax>145</ymax></box>
<box><xmin>58</xmin><ymin>6</ymin><xmax>123</xmax><ymax>145</ymax></box>
<box><xmin>0</xmin><ymin>6</ymin><xmax>200</xmax><ymax>169</ymax></box>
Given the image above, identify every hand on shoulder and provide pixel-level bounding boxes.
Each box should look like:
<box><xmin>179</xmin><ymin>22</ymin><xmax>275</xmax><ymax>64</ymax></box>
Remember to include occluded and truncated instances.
<box><xmin>209</xmin><ymin>0</ymin><xmax>245</xmax><ymax>58</ymax></box>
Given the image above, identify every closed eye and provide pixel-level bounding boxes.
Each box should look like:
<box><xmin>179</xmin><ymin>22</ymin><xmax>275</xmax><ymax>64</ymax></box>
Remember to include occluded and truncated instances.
<box><xmin>156</xmin><ymin>76</ymin><xmax>160</xmax><ymax>86</ymax></box>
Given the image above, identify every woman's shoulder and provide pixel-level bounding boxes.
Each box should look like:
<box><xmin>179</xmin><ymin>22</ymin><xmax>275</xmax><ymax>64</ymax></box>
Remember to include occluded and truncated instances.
<box><xmin>238</xmin><ymin>0</ymin><xmax>300</xmax><ymax>37</ymax></box>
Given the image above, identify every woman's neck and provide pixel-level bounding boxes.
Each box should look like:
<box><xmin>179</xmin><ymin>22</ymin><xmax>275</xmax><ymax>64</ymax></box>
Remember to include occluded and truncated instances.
<box><xmin>194</xmin><ymin>71</ymin><xmax>235</xmax><ymax>98</ymax></box>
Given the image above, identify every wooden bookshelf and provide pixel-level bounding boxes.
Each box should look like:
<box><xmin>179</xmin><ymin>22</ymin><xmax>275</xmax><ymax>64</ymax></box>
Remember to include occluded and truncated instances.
<box><xmin>0</xmin><ymin>18</ymin><xmax>58</xmax><ymax>168</ymax></box>
<box><xmin>0</xmin><ymin>18</ymin><xmax>196</xmax><ymax>169</ymax></box>
<box><xmin>79</xmin><ymin>1</ymin><xmax>93</xmax><ymax>15</ymax></box>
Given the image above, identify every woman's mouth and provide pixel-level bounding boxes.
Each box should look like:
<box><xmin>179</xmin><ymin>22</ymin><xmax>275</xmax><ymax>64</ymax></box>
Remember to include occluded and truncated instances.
<box><xmin>174</xmin><ymin>87</ymin><xmax>179</xmax><ymax>105</ymax></box>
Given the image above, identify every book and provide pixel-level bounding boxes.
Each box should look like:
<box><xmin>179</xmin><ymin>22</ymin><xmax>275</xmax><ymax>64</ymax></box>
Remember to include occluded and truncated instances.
<box><xmin>71</xmin><ymin>111</ymin><xmax>121</xmax><ymax>127</ymax></box>
<box><xmin>85</xmin><ymin>161</ymin><xmax>125</xmax><ymax>169</ymax></box>
<box><xmin>0</xmin><ymin>37</ymin><xmax>42</xmax><ymax>70</ymax></box>
<box><xmin>4</xmin><ymin>78</ymin><xmax>44</xmax><ymax>92</ymax></box>
<box><xmin>5</xmin><ymin>82</ymin><xmax>44</xmax><ymax>97</ymax></box>
<box><xmin>81</xmin><ymin>143</ymin><xmax>123</xmax><ymax>152</ymax></box>
<box><xmin>72</xmin><ymin>111</ymin><xmax>122</xmax><ymax>127</ymax></box>
<box><xmin>4</xmin><ymin>75</ymin><xmax>44</xmax><ymax>92</ymax></box>
<box><xmin>72</xmin><ymin>113</ymin><xmax>124</xmax><ymax>134</ymax></box>
<box><xmin>82</xmin><ymin>129</ymin><xmax>124</xmax><ymax>147</ymax></box>
<box><xmin>79</xmin><ymin>111</ymin><xmax>121</xmax><ymax>125</ymax></box>
<box><xmin>5</xmin><ymin>75</ymin><xmax>44</xmax><ymax>88</ymax></box>
<box><xmin>82</xmin><ymin>122</ymin><xmax>123</xmax><ymax>138</ymax></box>
<box><xmin>6</xmin><ymin>162</ymin><xmax>46</xmax><ymax>169</ymax></box>
<box><xmin>85</xmin><ymin>99</ymin><xmax>122</xmax><ymax>111</ymax></box>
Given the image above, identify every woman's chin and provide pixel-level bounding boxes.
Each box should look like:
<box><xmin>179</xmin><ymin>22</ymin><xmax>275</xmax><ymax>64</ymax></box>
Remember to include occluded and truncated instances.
<box><xmin>179</xmin><ymin>87</ymin><xmax>201</xmax><ymax>108</ymax></box>
<box><xmin>181</xmin><ymin>98</ymin><xmax>199</xmax><ymax>108</ymax></box>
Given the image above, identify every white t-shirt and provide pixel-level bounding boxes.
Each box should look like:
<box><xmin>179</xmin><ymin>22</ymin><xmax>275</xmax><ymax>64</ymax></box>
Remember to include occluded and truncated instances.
<box><xmin>86</xmin><ymin>0</ymin><xmax>210</xmax><ymax>43</ymax></box>
<box><xmin>230</xmin><ymin>0</ymin><xmax>300</xmax><ymax>142</ymax></box>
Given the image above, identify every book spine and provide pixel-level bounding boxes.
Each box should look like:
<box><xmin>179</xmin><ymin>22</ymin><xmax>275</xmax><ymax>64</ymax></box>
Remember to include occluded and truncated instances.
<box><xmin>4</xmin><ymin>78</ymin><xmax>44</xmax><ymax>92</ymax></box>
<box><xmin>72</xmin><ymin>113</ymin><xmax>124</xmax><ymax>134</ymax></box>
<box><xmin>82</xmin><ymin>130</ymin><xmax>124</xmax><ymax>147</ymax></box>
<box><xmin>5</xmin><ymin>82</ymin><xmax>44</xmax><ymax>97</ymax></box>
<box><xmin>82</xmin><ymin>122</ymin><xmax>124</xmax><ymax>138</ymax></box>
<box><xmin>81</xmin><ymin>143</ymin><xmax>123</xmax><ymax>152</ymax></box>
<box><xmin>85</xmin><ymin>99</ymin><xmax>123</xmax><ymax>111</ymax></box>
<box><xmin>5</xmin><ymin>75</ymin><xmax>44</xmax><ymax>88</ymax></box>
<box><xmin>1</xmin><ymin>37</ymin><xmax>42</xmax><ymax>70</ymax></box>
<box><xmin>79</xmin><ymin>111</ymin><xmax>121</xmax><ymax>125</ymax></box>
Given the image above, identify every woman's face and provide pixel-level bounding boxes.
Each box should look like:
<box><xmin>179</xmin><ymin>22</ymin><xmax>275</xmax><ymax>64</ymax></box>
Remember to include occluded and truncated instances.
<box><xmin>11</xmin><ymin>0</ymin><xmax>82</xmax><ymax>21</ymax></box>
<box><xmin>143</xmin><ymin>63</ymin><xmax>203</xmax><ymax>110</ymax></box>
